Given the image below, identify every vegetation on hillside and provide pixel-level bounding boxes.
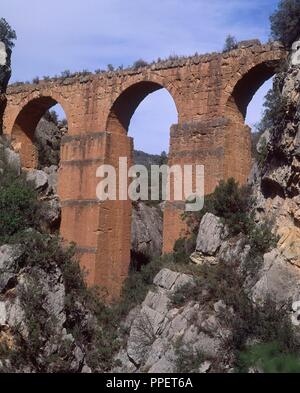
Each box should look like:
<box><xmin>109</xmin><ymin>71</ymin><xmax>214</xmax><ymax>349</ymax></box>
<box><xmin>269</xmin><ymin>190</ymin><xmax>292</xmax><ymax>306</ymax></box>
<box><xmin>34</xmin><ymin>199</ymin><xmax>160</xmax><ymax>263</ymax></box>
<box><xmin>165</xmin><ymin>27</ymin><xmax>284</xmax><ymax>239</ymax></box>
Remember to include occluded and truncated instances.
<box><xmin>270</xmin><ymin>0</ymin><xmax>300</xmax><ymax>48</ymax></box>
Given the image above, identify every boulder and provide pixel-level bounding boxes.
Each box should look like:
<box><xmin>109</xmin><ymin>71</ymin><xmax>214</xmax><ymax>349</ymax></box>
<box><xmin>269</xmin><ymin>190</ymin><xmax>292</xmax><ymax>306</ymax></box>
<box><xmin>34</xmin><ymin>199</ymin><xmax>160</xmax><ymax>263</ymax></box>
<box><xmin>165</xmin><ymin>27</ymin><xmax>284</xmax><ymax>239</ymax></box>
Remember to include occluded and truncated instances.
<box><xmin>131</xmin><ymin>202</ymin><xmax>163</xmax><ymax>260</ymax></box>
<box><xmin>219</xmin><ymin>237</ymin><xmax>251</xmax><ymax>268</ymax></box>
<box><xmin>190</xmin><ymin>251</ymin><xmax>217</xmax><ymax>266</ymax></box>
<box><xmin>261</xmin><ymin>165</ymin><xmax>292</xmax><ymax>197</ymax></box>
<box><xmin>196</xmin><ymin>213</ymin><xmax>226</xmax><ymax>255</ymax></box>
<box><xmin>277</xmin><ymin>225</ymin><xmax>300</xmax><ymax>266</ymax></box>
<box><xmin>0</xmin><ymin>244</ymin><xmax>22</xmax><ymax>293</ymax></box>
<box><xmin>153</xmin><ymin>268</ymin><xmax>193</xmax><ymax>292</ymax></box>
<box><xmin>26</xmin><ymin>169</ymin><xmax>48</xmax><ymax>191</ymax></box>
<box><xmin>38</xmin><ymin>197</ymin><xmax>61</xmax><ymax>231</ymax></box>
<box><xmin>251</xmin><ymin>249</ymin><xmax>300</xmax><ymax>306</ymax></box>
<box><xmin>44</xmin><ymin>165</ymin><xmax>58</xmax><ymax>194</ymax></box>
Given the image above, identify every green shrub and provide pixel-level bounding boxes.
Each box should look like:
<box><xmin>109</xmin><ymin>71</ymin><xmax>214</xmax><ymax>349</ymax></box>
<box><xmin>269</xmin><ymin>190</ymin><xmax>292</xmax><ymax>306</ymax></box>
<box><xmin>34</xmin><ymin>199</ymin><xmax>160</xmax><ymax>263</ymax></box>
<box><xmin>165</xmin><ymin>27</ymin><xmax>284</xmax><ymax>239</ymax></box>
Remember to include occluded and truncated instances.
<box><xmin>0</xmin><ymin>171</ymin><xmax>38</xmax><ymax>244</ymax></box>
<box><xmin>172</xmin><ymin>234</ymin><xmax>196</xmax><ymax>265</ymax></box>
<box><xmin>270</xmin><ymin>0</ymin><xmax>300</xmax><ymax>48</ymax></box>
<box><xmin>237</xmin><ymin>342</ymin><xmax>300</xmax><ymax>373</ymax></box>
<box><xmin>170</xmin><ymin>279</ymin><xmax>202</xmax><ymax>308</ymax></box>
<box><xmin>186</xmin><ymin>178</ymin><xmax>253</xmax><ymax>237</ymax></box>
<box><xmin>133</xmin><ymin>59</ymin><xmax>148</xmax><ymax>69</ymax></box>
<box><xmin>117</xmin><ymin>255</ymin><xmax>167</xmax><ymax>317</ymax></box>
<box><xmin>177</xmin><ymin>261</ymin><xmax>298</xmax><ymax>356</ymax></box>
<box><xmin>261</xmin><ymin>87</ymin><xmax>289</xmax><ymax>132</ymax></box>
<box><xmin>256</xmin><ymin>136</ymin><xmax>268</xmax><ymax>168</ymax></box>
<box><xmin>43</xmin><ymin>110</ymin><xmax>59</xmax><ymax>125</ymax></box>
<box><xmin>248</xmin><ymin>220</ymin><xmax>278</xmax><ymax>256</ymax></box>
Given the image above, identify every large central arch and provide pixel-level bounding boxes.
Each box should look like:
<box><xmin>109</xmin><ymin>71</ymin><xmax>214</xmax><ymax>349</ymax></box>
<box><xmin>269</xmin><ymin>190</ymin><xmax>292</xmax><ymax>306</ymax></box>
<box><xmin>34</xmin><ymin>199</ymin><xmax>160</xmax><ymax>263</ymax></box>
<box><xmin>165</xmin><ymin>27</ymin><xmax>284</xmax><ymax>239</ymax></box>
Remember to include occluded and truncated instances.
<box><xmin>95</xmin><ymin>80</ymin><xmax>180</xmax><ymax>297</ymax></box>
<box><xmin>106</xmin><ymin>80</ymin><xmax>179</xmax><ymax>135</ymax></box>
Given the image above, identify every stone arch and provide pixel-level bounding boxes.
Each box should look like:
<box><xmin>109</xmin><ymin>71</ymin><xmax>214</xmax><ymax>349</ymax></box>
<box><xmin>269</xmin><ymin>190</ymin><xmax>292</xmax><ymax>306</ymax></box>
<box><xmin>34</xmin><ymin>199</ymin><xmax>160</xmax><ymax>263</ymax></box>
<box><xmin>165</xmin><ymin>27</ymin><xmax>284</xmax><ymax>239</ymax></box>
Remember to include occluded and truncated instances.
<box><xmin>106</xmin><ymin>80</ymin><xmax>179</xmax><ymax>135</ymax></box>
<box><xmin>222</xmin><ymin>56</ymin><xmax>285</xmax><ymax>183</ymax></box>
<box><xmin>9</xmin><ymin>94</ymin><xmax>69</xmax><ymax>169</ymax></box>
<box><xmin>225</xmin><ymin>59</ymin><xmax>281</xmax><ymax>122</ymax></box>
<box><xmin>98</xmin><ymin>79</ymin><xmax>180</xmax><ymax>290</ymax></box>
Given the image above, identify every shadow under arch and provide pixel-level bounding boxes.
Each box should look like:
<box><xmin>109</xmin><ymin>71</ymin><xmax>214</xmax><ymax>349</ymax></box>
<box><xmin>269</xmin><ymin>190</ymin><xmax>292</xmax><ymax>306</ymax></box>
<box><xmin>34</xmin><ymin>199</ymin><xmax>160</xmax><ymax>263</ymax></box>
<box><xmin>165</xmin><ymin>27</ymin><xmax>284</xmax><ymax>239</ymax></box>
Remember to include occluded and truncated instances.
<box><xmin>106</xmin><ymin>80</ymin><xmax>179</xmax><ymax>135</ymax></box>
<box><xmin>11</xmin><ymin>95</ymin><xmax>69</xmax><ymax>169</ymax></box>
<box><xmin>226</xmin><ymin>60</ymin><xmax>281</xmax><ymax>122</ymax></box>
<box><xmin>223</xmin><ymin>58</ymin><xmax>284</xmax><ymax>184</ymax></box>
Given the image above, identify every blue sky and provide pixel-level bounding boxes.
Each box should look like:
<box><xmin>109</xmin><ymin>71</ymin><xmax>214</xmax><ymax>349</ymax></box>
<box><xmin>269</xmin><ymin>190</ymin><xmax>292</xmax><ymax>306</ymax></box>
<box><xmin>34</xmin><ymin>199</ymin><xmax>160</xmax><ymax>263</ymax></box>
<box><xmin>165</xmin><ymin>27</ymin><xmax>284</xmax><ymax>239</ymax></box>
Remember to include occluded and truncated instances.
<box><xmin>2</xmin><ymin>0</ymin><xmax>279</xmax><ymax>153</ymax></box>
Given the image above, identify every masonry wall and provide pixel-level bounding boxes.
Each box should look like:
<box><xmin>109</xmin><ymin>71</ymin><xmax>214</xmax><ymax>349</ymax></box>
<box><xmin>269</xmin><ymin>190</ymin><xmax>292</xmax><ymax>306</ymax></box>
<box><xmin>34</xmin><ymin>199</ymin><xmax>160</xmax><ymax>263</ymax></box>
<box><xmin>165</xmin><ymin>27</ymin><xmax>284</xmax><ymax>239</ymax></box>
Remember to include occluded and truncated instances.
<box><xmin>2</xmin><ymin>40</ymin><xmax>287</xmax><ymax>298</ymax></box>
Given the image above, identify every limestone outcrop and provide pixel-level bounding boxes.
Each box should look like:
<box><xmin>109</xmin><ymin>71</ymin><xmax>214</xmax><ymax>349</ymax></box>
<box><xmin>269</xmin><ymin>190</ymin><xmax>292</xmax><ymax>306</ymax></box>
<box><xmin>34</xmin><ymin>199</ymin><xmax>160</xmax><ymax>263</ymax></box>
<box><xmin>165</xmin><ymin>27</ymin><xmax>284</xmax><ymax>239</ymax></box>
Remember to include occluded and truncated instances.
<box><xmin>0</xmin><ymin>242</ymin><xmax>94</xmax><ymax>373</ymax></box>
<box><xmin>131</xmin><ymin>202</ymin><xmax>163</xmax><ymax>263</ymax></box>
<box><xmin>251</xmin><ymin>38</ymin><xmax>300</xmax><ymax>270</ymax></box>
<box><xmin>113</xmin><ymin>268</ymin><xmax>228</xmax><ymax>373</ymax></box>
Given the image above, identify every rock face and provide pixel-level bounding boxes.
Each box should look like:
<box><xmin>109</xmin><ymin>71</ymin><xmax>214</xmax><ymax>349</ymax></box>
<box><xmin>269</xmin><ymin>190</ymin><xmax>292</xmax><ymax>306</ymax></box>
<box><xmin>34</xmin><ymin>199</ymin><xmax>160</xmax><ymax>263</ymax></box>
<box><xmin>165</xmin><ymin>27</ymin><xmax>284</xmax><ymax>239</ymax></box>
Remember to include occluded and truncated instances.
<box><xmin>196</xmin><ymin>213</ymin><xmax>226</xmax><ymax>256</ymax></box>
<box><xmin>35</xmin><ymin>118</ymin><xmax>67</xmax><ymax>168</ymax></box>
<box><xmin>113</xmin><ymin>268</ymin><xmax>228</xmax><ymax>373</ymax></box>
<box><xmin>131</xmin><ymin>202</ymin><xmax>163</xmax><ymax>263</ymax></box>
<box><xmin>190</xmin><ymin>213</ymin><xmax>227</xmax><ymax>266</ymax></box>
<box><xmin>0</xmin><ymin>243</ymin><xmax>95</xmax><ymax>373</ymax></box>
<box><xmin>251</xmin><ymin>249</ymin><xmax>300</xmax><ymax>306</ymax></box>
<box><xmin>251</xmin><ymin>38</ymin><xmax>300</xmax><ymax>268</ymax></box>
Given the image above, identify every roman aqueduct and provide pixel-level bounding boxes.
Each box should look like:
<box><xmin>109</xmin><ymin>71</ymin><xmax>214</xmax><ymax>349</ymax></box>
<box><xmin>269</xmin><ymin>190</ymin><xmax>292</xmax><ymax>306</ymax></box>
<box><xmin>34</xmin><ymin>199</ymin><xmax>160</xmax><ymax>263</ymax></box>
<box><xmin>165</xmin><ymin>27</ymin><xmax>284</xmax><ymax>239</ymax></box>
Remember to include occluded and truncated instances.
<box><xmin>1</xmin><ymin>40</ymin><xmax>286</xmax><ymax>298</ymax></box>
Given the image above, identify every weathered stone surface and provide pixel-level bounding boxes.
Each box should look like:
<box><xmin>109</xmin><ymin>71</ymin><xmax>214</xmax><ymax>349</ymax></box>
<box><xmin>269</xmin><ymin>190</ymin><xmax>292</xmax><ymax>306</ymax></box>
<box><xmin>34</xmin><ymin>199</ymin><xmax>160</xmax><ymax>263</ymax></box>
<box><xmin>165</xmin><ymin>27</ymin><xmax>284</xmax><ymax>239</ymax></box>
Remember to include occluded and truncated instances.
<box><xmin>35</xmin><ymin>118</ymin><xmax>65</xmax><ymax>168</ymax></box>
<box><xmin>117</xmin><ymin>268</ymin><xmax>226</xmax><ymax>372</ymax></box>
<box><xmin>26</xmin><ymin>169</ymin><xmax>48</xmax><ymax>191</ymax></box>
<box><xmin>38</xmin><ymin>197</ymin><xmax>61</xmax><ymax>231</ymax></box>
<box><xmin>0</xmin><ymin>241</ymin><xmax>103</xmax><ymax>372</ymax></box>
<box><xmin>199</xmin><ymin>361</ymin><xmax>212</xmax><ymax>373</ymax></box>
<box><xmin>131</xmin><ymin>202</ymin><xmax>162</xmax><ymax>260</ymax></box>
<box><xmin>219</xmin><ymin>237</ymin><xmax>251</xmax><ymax>269</ymax></box>
<box><xmin>251</xmin><ymin>249</ymin><xmax>300</xmax><ymax>306</ymax></box>
<box><xmin>196</xmin><ymin>213</ymin><xmax>226</xmax><ymax>256</ymax></box>
<box><xmin>0</xmin><ymin>245</ymin><xmax>22</xmax><ymax>293</ymax></box>
<box><xmin>277</xmin><ymin>225</ymin><xmax>300</xmax><ymax>267</ymax></box>
<box><xmin>262</xmin><ymin>165</ymin><xmax>292</xmax><ymax>196</ymax></box>
<box><xmin>153</xmin><ymin>268</ymin><xmax>181</xmax><ymax>290</ymax></box>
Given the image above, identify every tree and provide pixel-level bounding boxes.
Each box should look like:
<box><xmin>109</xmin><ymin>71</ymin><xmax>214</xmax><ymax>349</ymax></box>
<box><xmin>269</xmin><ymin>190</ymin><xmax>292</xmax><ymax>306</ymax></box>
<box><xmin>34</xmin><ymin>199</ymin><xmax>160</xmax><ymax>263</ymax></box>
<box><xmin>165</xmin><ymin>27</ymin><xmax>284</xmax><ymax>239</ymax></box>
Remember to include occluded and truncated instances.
<box><xmin>44</xmin><ymin>110</ymin><xmax>59</xmax><ymax>125</ymax></box>
<box><xmin>158</xmin><ymin>151</ymin><xmax>168</xmax><ymax>166</ymax></box>
<box><xmin>223</xmin><ymin>35</ymin><xmax>238</xmax><ymax>52</ymax></box>
<box><xmin>270</xmin><ymin>0</ymin><xmax>300</xmax><ymax>48</ymax></box>
<box><xmin>0</xmin><ymin>18</ymin><xmax>16</xmax><ymax>50</ymax></box>
<box><xmin>133</xmin><ymin>59</ymin><xmax>148</xmax><ymax>69</ymax></box>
